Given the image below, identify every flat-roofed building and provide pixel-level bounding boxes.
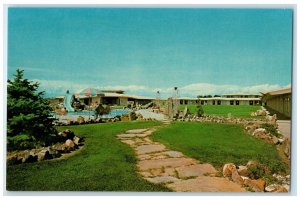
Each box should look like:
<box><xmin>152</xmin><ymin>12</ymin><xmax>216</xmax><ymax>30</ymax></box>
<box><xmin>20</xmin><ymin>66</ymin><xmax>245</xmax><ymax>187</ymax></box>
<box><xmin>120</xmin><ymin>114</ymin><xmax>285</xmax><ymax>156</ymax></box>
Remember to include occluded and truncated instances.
<box><xmin>261</xmin><ymin>87</ymin><xmax>291</xmax><ymax>119</ymax></box>
<box><xmin>178</xmin><ymin>94</ymin><xmax>262</xmax><ymax>106</ymax></box>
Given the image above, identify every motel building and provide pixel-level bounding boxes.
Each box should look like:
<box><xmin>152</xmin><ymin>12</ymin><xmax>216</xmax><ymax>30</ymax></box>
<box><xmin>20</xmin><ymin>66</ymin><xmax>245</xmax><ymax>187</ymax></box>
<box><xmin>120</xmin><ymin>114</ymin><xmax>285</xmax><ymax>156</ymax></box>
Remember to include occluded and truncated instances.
<box><xmin>177</xmin><ymin>94</ymin><xmax>262</xmax><ymax>106</ymax></box>
<box><xmin>75</xmin><ymin>90</ymin><xmax>154</xmax><ymax>106</ymax></box>
<box><xmin>261</xmin><ymin>87</ymin><xmax>291</xmax><ymax>119</ymax></box>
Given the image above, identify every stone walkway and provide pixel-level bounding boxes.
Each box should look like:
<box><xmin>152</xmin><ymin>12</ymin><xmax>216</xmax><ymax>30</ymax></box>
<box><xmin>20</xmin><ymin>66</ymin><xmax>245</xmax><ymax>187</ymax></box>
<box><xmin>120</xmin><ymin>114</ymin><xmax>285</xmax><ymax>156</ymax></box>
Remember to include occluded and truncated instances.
<box><xmin>117</xmin><ymin>120</ymin><xmax>246</xmax><ymax>192</ymax></box>
<box><xmin>277</xmin><ymin>120</ymin><xmax>291</xmax><ymax>140</ymax></box>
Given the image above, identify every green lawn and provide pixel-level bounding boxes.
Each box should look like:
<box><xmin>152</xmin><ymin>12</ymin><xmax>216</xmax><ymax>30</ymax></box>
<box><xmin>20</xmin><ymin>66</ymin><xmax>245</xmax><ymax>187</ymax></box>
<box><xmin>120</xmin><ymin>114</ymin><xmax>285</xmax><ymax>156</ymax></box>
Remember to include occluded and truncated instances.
<box><xmin>179</xmin><ymin>105</ymin><xmax>262</xmax><ymax>118</ymax></box>
<box><xmin>7</xmin><ymin>121</ymin><xmax>171</xmax><ymax>191</ymax></box>
<box><xmin>151</xmin><ymin>122</ymin><xmax>287</xmax><ymax>173</ymax></box>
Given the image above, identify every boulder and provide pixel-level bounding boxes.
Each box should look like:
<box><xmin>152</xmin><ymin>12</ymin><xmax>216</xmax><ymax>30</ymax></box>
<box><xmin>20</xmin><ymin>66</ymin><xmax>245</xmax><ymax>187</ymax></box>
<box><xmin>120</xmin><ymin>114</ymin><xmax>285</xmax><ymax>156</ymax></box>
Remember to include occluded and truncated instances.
<box><xmin>256</xmin><ymin>110</ymin><xmax>267</xmax><ymax>116</ymax></box>
<box><xmin>22</xmin><ymin>151</ymin><xmax>38</xmax><ymax>163</ymax></box>
<box><xmin>66</xmin><ymin>119</ymin><xmax>73</xmax><ymax>125</ymax></box>
<box><xmin>223</xmin><ymin>163</ymin><xmax>236</xmax><ymax>177</ymax></box>
<box><xmin>121</xmin><ymin>115</ymin><xmax>129</xmax><ymax>121</ymax></box>
<box><xmin>231</xmin><ymin>169</ymin><xmax>244</xmax><ymax>185</ymax></box>
<box><xmin>37</xmin><ymin>149</ymin><xmax>51</xmax><ymax>161</ymax></box>
<box><xmin>77</xmin><ymin>116</ymin><xmax>85</xmax><ymax>124</ymax></box>
<box><xmin>183</xmin><ymin>106</ymin><xmax>189</xmax><ymax>118</ymax></box>
<box><xmin>73</xmin><ymin>136</ymin><xmax>81</xmax><ymax>145</ymax></box>
<box><xmin>65</xmin><ymin>139</ymin><xmax>76</xmax><ymax>150</ymax></box>
<box><xmin>244</xmin><ymin>178</ymin><xmax>266</xmax><ymax>192</ymax></box>
<box><xmin>58</xmin><ymin>129</ymin><xmax>75</xmax><ymax>139</ymax></box>
<box><xmin>246</xmin><ymin>160</ymin><xmax>259</xmax><ymax>169</ymax></box>
<box><xmin>238</xmin><ymin>165</ymin><xmax>250</xmax><ymax>177</ymax></box>
<box><xmin>250</xmin><ymin>112</ymin><xmax>257</xmax><ymax>117</ymax></box>
<box><xmin>272</xmin><ymin>136</ymin><xmax>279</xmax><ymax>145</ymax></box>
<box><xmin>265</xmin><ymin>184</ymin><xmax>288</xmax><ymax>192</ymax></box>
<box><xmin>252</xmin><ymin>128</ymin><xmax>273</xmax><ymax>143</ymax></box>
<box><xmin>7</xmin><ymin>154</ymin><xmax>22</xmax><ymax>165</ymax></box>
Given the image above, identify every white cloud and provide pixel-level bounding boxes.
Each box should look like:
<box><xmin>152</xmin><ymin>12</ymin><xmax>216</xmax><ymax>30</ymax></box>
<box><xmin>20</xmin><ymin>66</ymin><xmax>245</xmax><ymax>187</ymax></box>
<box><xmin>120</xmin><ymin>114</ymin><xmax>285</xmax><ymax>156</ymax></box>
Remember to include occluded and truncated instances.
<box><xmin>33</xmin><ymin>79</ymin><xmax>290</xmax><ymax>99</ymax></box>
<box><xmin>100</xmin><ymin>85</ymin><xmax>148</xmax><ymax>91</ymax></box>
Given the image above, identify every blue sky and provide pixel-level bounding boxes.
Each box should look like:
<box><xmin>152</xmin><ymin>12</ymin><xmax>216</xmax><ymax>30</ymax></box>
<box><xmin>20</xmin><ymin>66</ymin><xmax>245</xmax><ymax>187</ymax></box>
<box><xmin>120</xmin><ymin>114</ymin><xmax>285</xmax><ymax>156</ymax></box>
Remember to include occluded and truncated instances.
<box><xmin>8</xmin><ymin>8</ymin><xmax>293</xmax><ymax>97</ymax></box>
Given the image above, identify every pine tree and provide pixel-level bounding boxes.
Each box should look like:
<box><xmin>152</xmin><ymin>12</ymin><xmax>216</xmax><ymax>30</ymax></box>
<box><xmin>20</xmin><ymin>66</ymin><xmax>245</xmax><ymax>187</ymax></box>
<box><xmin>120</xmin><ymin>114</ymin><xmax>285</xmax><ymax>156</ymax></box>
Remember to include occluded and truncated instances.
<box><xmin>7</xmin><ymin>69</ymin><xmax>57</xmax><ymax>150</ymax></box>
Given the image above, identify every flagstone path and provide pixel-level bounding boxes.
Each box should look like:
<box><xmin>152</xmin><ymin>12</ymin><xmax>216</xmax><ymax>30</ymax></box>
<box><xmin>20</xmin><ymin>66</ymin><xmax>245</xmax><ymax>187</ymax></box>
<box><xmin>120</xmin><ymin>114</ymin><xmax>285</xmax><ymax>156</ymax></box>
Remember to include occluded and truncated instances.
<box><xmin>117</xmin><ymin>119</ymin><xmax>246</xmax><ymax>192</ymax></box>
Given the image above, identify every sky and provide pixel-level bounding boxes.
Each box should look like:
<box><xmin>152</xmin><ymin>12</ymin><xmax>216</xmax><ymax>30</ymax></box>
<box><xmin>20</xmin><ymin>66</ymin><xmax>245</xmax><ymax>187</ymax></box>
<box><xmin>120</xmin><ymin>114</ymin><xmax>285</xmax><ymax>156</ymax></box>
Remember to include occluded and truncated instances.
<box><xmin>7</xmin><ymin>8</ymin><xmax>293</xmax><ymax>98</ymax></box>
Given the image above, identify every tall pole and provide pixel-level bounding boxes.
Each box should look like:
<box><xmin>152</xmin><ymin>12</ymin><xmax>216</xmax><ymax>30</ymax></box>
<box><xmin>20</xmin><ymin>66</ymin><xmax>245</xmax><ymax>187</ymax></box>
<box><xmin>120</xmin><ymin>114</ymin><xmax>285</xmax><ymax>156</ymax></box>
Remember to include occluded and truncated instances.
<box><xmin>156</xmin><ymin>91</ymin><xmax>161</xmax><ymax>109</ymax></box>
<box><xmin>173</xmin><ymin>87</ymin><xmax>179</xmax><ymax>117</ymax></box>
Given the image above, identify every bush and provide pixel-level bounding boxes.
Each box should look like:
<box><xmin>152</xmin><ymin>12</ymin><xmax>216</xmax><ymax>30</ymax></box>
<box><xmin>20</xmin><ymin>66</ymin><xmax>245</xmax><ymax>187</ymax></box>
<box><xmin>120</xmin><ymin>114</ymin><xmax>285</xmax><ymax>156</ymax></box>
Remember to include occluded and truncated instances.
<box><xmin>7</xmin><ymin>69</ymin><xmax>57</xmax><ymax>151</ymax></box>
<box><xmin>196</xmin><ymin>104</ymin><xmax>204</xmax><ymax>117</ymax></box>
<box><xmin>261</xmin><ymin>123</ymin><xmax>280</xmax><ymax>137</ymax></box>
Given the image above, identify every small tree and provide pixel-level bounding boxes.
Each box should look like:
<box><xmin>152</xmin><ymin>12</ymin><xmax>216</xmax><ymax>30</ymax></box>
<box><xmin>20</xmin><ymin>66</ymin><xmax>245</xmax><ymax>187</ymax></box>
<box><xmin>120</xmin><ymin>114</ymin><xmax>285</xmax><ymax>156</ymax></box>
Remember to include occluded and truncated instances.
<box><xmin>7</xmin><ymin>69</ymin><xmax>57</xmax><ymax>150</ymax></box>
<box><xmin>196</xmin><ymin>104</ymin><xmax>204</xmax><ymax>117</ymax></box>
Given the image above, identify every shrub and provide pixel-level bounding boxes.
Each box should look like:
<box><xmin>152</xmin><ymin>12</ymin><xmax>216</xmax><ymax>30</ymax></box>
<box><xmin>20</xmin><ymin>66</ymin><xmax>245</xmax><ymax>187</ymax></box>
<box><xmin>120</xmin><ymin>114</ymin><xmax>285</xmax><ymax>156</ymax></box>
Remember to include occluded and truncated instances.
<box><xmin>260</xmin><ymin>123</ymin><xmax>280</xmax><ymax>137</ymax></box>
<box><xmin>196</xmin><ymin>104</ymin><xmax>204</xmax><ymax>117</ymax></box>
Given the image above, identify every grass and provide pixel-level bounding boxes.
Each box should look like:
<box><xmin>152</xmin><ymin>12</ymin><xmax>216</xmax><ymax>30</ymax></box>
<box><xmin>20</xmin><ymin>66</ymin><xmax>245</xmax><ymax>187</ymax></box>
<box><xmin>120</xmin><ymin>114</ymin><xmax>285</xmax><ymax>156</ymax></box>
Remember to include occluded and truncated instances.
<box><xmin>179</xmin><ymin>105</ymin><xmax>262</xmax><ymax>118</ymax></box>
<box><xmin>151</xmin><ymin>122</ymin><xmax>287</xmax><ymax>173</ymax></box>
<box><xmin>6</xmin><ymin>121</ymin><xmax>171</xmax><ymax>191</ymax></box>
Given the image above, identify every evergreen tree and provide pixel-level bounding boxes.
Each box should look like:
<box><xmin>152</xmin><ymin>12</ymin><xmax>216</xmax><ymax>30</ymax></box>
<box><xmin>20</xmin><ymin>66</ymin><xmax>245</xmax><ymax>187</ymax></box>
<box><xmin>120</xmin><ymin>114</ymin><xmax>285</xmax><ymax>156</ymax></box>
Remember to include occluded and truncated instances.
<box><xmin>7</xmin><ymin>69</ymin><xmax>56</xmax><ymax>150</ymax></box>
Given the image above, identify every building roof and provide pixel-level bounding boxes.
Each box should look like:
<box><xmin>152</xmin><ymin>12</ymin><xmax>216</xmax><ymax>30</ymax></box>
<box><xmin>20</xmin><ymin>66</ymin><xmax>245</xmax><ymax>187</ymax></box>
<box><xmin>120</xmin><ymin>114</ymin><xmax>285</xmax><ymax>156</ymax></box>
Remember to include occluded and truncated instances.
<box><xmin>262</xmin><ymin>87</ymin><xmax>291</xmax><ymax>96</ymax></box>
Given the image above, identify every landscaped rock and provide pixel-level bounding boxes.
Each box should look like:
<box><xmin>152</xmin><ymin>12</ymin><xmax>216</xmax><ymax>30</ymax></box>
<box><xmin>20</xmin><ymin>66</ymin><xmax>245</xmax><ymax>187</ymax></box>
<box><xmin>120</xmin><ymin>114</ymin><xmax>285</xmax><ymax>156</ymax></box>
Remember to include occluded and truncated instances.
<box><xmin>246</xmin><ymin>160</ymin><xmax>259</xmax><ymax>169</ymax></box>
<box><xmin>252</xmin><ymin>128</ymin><xmax>273</xmax><ymax>143</ymax></box>
<box><xmin>73</xmin><ymin>136</ymin><xmax>81</xmax><ymax>145</ymax></box>
<box><xmin>37</xmin><ymin>149</ymin><xmax>51</xmax><ymax>161</ymax></box>
<box><xmin>244</xmin><ymin>178</ymin><xmax>266</xmax><ymax>192</ymax></box>
<box><xmin>256</xmin><ymin>109</ymin><xmax>267</xmax><ymax>116</ymax></box>
<box><xmin>238</xmin><ymin>165</ymin><xmax>249</xmax><ymax>177</ymax></box>
<box><xmin>231</xmin><ymin>169</ymin><xmax>244</xmax><ymax>185</ymax></box>
<box><xmin>272</xmin><ymin>136</ymin><xmax>279</xmax><ymax>145</ymax></box>
<box><xmin>146</xmin><ymin>176</ymin><xmax>180</xmax><ymax>184</ymax></box>
<box><xmin>22</xmin><ymin>151</ymin><xmax>38</xmax><ymax>163</ymax></box>
<box><xmin>77</xmin><ymin>116</ymin><xmax>85</xmax><ymax>124</ymax></box>
<box><xmin>58</xmin><ymin>129</ymin><xmax>75</xmax><ymax>139</ymax></box>
<box><xmin>223</xmin><ymin>163</ymin><xmax>236</xmax><ymax>177</ymax></box>
<box><xmin>65</xmin><ymin>139</ymin><xmax>76</xmax><ymax>150</ymax></box>
<box><xmin>7</xmin><ymin>154</ymin><xmax>23</xmax><ymax>165</ymax></box>
<box><xmin>265</xmin><ymin>184</ymin><xmax>288</xmax><ymax>192</ymax></box>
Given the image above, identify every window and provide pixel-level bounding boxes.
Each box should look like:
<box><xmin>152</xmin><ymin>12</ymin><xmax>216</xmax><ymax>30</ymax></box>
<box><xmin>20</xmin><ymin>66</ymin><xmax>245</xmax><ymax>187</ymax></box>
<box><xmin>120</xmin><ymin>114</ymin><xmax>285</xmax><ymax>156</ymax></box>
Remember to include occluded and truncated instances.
<box><xmin>201</xmin><ymin>100</ymin><xmax>204</xmax><ymax>105</ymax></box>
<box><xmin>184</xmin><ymin>100</ymin><xmax>188</xmax><ymax>105</ymax></box>
<box><xmin>230</xmin><ymin>100</ymin><xmax>234</xmax><ymax>105</ymax></box>
<box><xmin>249</xmin><ymin>100</ymin><xmax>253</xmax><ymax>105</ymax></box>
<box><xmin>213</xmin><ymin>100</ymin><xmax>215</xmax><ymax>105</ymax></box>
<box><xmin>217</xmin><ymin>100</ymin><xmax>221</xmax><ymax>105</ymax></box>
<box><xmin>235</xmin><ymin>100</ymin><xmax>240</xmax><ymax>105</ymax></box>
<box><xmin>180</xmin><ymin>100</ymin><xmax>183</xmax><ymax>104</ymax></box>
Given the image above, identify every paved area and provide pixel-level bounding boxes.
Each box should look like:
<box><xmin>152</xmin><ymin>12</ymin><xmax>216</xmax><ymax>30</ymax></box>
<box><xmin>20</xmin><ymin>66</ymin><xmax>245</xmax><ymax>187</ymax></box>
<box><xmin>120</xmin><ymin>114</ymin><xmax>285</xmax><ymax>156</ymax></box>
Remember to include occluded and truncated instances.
<box><xmin>277</xmin><ymin>120</ymin><xmax>291</xmax><ymax>139</ymax></box>
<box><xmin>135</xmin><ymin>109</ymin><xmax>165</xmax><ymax>121</ymax></box>
<box><xmin>116</xmin><ymin>121</ymin><xmax>246</xmax><ymax>192</ymax></box>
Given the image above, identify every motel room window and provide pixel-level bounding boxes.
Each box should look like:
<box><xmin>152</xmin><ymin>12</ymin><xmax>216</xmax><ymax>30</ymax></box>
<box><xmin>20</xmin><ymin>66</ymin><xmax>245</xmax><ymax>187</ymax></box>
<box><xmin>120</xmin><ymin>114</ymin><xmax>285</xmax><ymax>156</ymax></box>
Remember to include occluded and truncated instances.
<box><xmin>180</xmin><ymin>100</ymin><xmax>183</xmax><ymax>104</ymax></box>
<box><xmin>230</xmin><ymin>100</ymin><xmax>234</xmax><ymax>105</ymax></box>
<box><xmin>184</xmin><ymin>100</ymin><xmax>188</xmax><ymax>105</ymax></box>
<box><xmin>249</xmin><ymin>100</ymin><xmax>253</xmax><ymax>105</ymax></box>
<box><xmin>235</xmin><ymin>100</ymin><xmax>240</xmax><ymax>105</ymax></box>
<box><xmin>201</xmin><ymin>100</ymin><xmax>204</xmax><ymax>105</ymax></box>
<box><xmin>217</xmin><ymin>100</ymin><xmax>221</xmax><ymax>105</ymax></box>
<box><xmin>213</xmin><ymin>100</ymin><xmax>215</xmax><ymax>105</ymax></box>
